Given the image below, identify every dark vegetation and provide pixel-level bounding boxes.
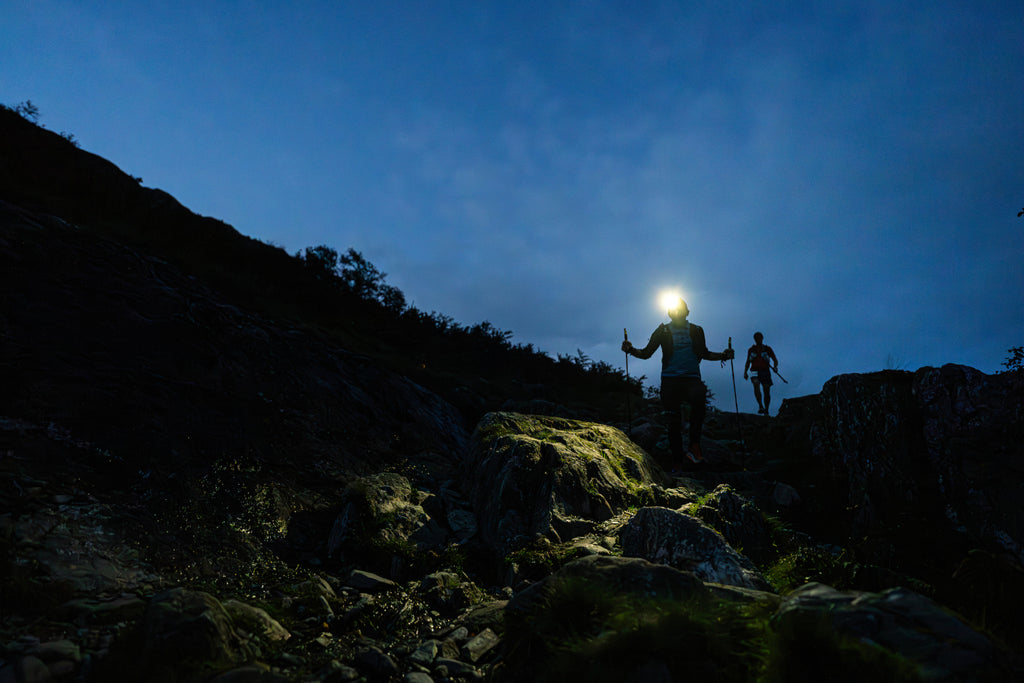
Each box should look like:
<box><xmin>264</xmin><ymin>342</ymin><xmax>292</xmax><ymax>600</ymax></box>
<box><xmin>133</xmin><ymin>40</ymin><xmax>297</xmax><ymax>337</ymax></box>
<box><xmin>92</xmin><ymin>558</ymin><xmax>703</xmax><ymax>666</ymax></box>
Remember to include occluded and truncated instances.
<box><xmin>0</xmin><ymin>102</ymin><xmax>640</xmax><ymax>427</ymax></box>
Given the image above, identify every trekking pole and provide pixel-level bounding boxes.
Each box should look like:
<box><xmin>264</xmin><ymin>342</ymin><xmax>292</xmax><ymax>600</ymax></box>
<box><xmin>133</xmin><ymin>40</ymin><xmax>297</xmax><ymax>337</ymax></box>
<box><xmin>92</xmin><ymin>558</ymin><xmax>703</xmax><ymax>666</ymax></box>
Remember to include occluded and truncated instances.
<box><xmin>728</xmin><ymin>337</ymin><xmax>746</xmax><ymax>453</ymax></box>
<box><xmin>624</xmin><ymin>328</ymin><xmax>632</xmax><ymax>438</ymax></box>
<box><xmin>772</xmin><ymin>366</ymin><xmax>789</xmax><ymax>384</ymax></box>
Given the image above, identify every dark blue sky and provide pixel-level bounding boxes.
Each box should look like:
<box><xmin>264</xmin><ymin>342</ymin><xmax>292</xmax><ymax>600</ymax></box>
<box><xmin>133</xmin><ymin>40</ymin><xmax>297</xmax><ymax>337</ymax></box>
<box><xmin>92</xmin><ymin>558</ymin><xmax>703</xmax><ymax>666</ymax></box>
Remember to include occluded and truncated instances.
<box><xmin>4</xmin><ymin>1</ymin><xmax>1023</xmax><ymax>412</ymax></box>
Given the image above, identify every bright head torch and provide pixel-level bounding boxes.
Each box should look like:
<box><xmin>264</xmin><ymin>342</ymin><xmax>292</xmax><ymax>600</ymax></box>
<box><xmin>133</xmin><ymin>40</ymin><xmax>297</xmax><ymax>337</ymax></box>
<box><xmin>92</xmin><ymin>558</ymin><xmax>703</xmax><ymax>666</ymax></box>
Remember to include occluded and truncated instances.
<box><xmin>659</xmin><ymin>290</ymin><xmax>686</xmax><ymax>314</ymax></box>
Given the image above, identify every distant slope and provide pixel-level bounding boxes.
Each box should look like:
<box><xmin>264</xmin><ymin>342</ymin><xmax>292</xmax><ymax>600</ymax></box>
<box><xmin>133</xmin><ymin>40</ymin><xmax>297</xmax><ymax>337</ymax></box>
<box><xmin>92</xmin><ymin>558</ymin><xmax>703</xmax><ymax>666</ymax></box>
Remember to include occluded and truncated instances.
<box><xmin>0</xmin><ymin>104</ymin><xmax>635</xmax><ymax>428</ymax></box>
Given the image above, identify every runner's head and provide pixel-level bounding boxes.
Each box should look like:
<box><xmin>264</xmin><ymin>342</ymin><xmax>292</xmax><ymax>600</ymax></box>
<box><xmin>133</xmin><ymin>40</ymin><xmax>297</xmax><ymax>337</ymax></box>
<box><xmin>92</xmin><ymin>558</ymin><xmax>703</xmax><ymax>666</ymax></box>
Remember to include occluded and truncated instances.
<box><xmin>667</xmin><ymin>297</ymin><xmax>689</xmax><ymax>321</ymax></box>
<box><xmin>754</xmin><ymin>332</ymin><xmax>764</xmax><ymax>343</ymax></box>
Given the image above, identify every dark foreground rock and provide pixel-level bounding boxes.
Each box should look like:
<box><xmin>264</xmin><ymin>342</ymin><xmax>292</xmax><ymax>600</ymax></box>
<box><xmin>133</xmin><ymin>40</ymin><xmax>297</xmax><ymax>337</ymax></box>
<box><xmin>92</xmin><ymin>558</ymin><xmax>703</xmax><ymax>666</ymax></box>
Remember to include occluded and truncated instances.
<box><xmin>497</xmin><ymin>554</ymin><xmax>1010</xmax><ymax>683</ymax></box>
<box><xmin>462</xmin><ymin>412</ymin><xmax>665</xmax><ymax>555</ymax></box>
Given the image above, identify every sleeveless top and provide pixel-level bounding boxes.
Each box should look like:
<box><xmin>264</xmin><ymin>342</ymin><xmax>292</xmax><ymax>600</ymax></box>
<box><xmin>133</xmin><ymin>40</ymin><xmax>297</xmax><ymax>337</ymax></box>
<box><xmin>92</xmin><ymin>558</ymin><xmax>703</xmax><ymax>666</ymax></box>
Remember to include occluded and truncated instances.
<box><xmin>747</xmin><ymin>344</ymin><xmax>774</xmax><ymax>371</ymax></box>
<box><xmin>662</xmin><ymin>322</ymin><xmax>701</xmax><ymax>379</ymax></box>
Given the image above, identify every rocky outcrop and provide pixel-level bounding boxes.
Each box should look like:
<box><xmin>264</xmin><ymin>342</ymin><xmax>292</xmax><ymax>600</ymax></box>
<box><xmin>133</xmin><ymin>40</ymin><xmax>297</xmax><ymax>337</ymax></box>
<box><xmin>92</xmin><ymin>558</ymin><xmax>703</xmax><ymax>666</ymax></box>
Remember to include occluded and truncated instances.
<box><xmin>462</xmin><ymin>412</ymin><xmax>664</xmax><ymax>554</ymax></box>
<box><xmin>810</xmin><ymin>370</ymin><xmax>926</xmax><ymax>535</ymax></box>
<box><xmin>502</xmin><ymin>557</ymin><xmax>1010</xmax><ymax>682</ymax></box>
<box><xmin>327</xmin><ymin>472</ymin><xmax>453</xmax><ymax>562</ymax></box>
<box><xmin>805</xmin><ymin>366</ymin><xmax>1024</xmax><ymax>567</ymax></box>
<box><xmin>133</xmin><ymin>588</ymin><xmax>262</xmax><ymax>680</ymax></box>
<box><xmin>620</xmin><ymin>506</ymin><xmax>771</xmax><ymax>591</ymax></box>
<box><xmin>501</xmin><ymin>555</ymin><xmax>747</xmax><ymax>681</ymax></box>
<box><xmin>685</xmin><ymin>483</ymin><xmax>780</xmax><ymax>567</ymax></box>
<box><xmin>772</xmin><ymin>582</ymin><xmax>1006</xmax><ymax>681</ymax></box>
<box><xmin>915</xmin><ymin>365</ymin><xmax>1024</xmax><ymax>563</ymax></box>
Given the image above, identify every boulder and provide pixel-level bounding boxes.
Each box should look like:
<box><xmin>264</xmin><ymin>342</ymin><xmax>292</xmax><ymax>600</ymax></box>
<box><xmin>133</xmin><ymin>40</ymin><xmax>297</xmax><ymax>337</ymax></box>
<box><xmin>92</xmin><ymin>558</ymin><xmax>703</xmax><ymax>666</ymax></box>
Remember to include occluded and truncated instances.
<box><xmin>805</xmin><ymin>366</ymin><xmax>1024</xmax><ymax>567</ymax></box>
<box><xmin>620</xmin><ymin>506</ymin><xmax>771</xmax><ymax>591</ymax></box>
<box><xmin>684</xmin><ymin>484</ymin><xmax>778</xmax><ymax>567</ymax></box>
<box><xmin>222</xmin><ymin>600</ymin><xmax>291</xmax><ymax>644</ymax></box>
<box><xmin>502</xmin><ymin>555</ymin><xmax>776</xmax><ymax>682</ymax></box>
<box><xmin>462</xmin><ymin>412</ymin><xmax>664</xmax><ymax>554</ymax></box>
<box><xmin>327</xmin><ymin>472</ymin><xmax>448</xmax><ymax>560</ymax></box>
<box><xmin>133</xmin><ymin>588</ymin><xmax>255</xmax><ymax>680</ymax></box>
<box><xmin>419</xmin><ymin>571</ymin><xmax>481</xmax><ymax>614</ymax></box>
<box><xmin>772</xmin><ymin>582</ymin><xmax>1008</xmax><ymax>680</ymax></box>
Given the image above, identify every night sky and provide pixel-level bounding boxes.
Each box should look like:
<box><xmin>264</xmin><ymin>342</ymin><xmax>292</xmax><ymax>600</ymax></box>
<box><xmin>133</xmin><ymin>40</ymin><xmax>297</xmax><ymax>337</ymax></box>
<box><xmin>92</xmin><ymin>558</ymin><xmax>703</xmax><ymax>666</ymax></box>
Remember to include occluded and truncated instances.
<box><xmin>4</xmin><ymin>1</ymin><xmax>1023</xmax><ymax>413</ymax></box>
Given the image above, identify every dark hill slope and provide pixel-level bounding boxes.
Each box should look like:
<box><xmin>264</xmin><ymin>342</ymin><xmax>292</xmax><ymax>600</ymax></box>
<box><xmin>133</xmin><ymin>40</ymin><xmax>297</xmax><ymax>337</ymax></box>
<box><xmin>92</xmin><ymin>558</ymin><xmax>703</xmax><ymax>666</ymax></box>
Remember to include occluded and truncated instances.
<box><xmin>0</xmin><ymin>105</ymin><xmax>363</xmax><ymax>350</ymax></box>
<box><xmin>0</xmin><ymin>105</ymin><xmax>635</xmax><ymax>426</ymax></box>
<box><xmin>0</xmin><ymin>199</ymin><xmax>465</xmax><ymax>476</ymax></box>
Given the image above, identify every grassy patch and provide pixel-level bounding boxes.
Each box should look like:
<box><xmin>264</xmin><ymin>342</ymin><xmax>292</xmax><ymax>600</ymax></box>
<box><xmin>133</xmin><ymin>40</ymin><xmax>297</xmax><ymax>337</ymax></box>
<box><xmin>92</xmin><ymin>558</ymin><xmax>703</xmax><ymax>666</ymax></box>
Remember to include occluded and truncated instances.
<box><xmin>764</xmin><ymin>611</ymin><xmax>924</xmax><ymax>683</ymax></box>
<box><xmin>765</xmin><ymin>546</ymin><xmax>858</xmax><ymax>593</ymax></box>
<box><xmin>504</xmin><ymin>576</ymin><xmax>772</xmax><ymax>682</ymax></box>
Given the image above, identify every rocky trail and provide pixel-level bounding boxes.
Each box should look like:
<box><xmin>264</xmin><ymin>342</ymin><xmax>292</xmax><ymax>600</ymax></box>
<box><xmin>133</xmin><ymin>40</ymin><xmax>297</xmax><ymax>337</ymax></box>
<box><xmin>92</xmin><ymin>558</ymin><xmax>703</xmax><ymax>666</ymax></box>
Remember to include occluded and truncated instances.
<box><xmin>2</xmin><ymin>106</ymin><xmax>1024</xmax><ymax>681</ymax></box>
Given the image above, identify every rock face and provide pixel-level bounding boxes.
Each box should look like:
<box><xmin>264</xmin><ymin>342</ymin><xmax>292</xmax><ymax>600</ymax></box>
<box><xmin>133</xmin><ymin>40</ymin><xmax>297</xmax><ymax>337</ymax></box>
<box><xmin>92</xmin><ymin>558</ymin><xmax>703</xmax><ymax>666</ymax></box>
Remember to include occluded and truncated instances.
<box><xmin>915</xmin><ymin>365</ymin><xmax>1024</xmax><ymax>562</ymax></box>
<box><xmin>462</xmin><ymin>412</ymin><xmax>664</xmax><ymax>554</ymax></box>
<box><xmin>806</xmin><ymin>366</ymin><xmax>1024</xmax><ymax>566</ymax></box>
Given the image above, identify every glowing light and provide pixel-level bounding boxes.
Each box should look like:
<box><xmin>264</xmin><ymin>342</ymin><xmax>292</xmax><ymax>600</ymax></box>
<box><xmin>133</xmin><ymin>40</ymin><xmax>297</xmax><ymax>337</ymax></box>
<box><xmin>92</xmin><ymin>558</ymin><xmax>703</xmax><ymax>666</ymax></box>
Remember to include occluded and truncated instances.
<box><xmin>659</xmin><ymin>289</ymin><xmax>685</xmax><ymax>312</ymax></box>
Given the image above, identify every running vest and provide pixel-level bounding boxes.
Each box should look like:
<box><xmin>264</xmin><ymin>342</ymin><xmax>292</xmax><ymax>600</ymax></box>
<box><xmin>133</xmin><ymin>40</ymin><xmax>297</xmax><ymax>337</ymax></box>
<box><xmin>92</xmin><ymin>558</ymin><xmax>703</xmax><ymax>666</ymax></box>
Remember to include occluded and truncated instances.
<box><xmin>662</xmin><ymin>322</ymin><xmax>701</xmax><ymax>378</ymax></box>
<box><xmin>748</xmin><ymin>344</ymin><xmax>773</xmax><ymax>371</ymax></box>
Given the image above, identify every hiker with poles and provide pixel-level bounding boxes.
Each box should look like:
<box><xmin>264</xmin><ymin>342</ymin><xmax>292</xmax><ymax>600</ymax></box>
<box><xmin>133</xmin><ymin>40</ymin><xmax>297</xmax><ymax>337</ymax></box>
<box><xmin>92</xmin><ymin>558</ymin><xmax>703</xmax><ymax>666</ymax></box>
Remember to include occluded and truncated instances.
<box><xmin>743</xmin><ymin>331</ymin><xmax>779</xmax><ymax>416</ymax></box>
<box><xmin>621</xmin><ymin>295</ymin><xmax>733</xmax><ymax>471</ymax></box>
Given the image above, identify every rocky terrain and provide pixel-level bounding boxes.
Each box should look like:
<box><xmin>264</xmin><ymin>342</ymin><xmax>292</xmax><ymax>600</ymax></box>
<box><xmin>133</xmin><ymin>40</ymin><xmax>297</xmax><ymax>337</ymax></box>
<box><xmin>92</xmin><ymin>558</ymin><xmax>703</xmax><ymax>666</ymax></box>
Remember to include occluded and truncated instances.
<box><xmin>2</xmin><ymin>104</ymin><xmax>1023</xmax><ymax>681</ymax></box>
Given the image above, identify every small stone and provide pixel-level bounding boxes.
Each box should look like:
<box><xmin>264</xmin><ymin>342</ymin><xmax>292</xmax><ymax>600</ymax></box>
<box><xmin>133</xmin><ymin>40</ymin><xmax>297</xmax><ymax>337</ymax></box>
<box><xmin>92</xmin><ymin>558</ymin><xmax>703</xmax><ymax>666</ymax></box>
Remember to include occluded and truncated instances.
<box><xmin>46</xmin><ymin>660</ymin><xmax>77</xmax><ymax>678</ymax></box>
<box><xmin>439</xmin><ymin>637</ymin><xmax>461</xmax><ymax>659</ymax></box>
<box><xmin>345</xmin><ymin>569</ymin><xmax>398</xmax><ymax>593</ymax></box>
<box><xmin>460</xmin><ymin>628</ymin><xmax>499</xmax><ymax>663</ymax></box>
<box><xmin>409</xmin><ymin>639</ymin><xmax>439</xmax><ymax>666</ymax></box>
<box><xmin>17</xmin><ymin>656</ymin><xmax>50</xmax><ymax>683</ymax></box>
<box><xmin>403</xmin><ymin>672</ymin><xmax>434</xmax><ymax>683</ymax></box>
<box><xmin>318</xmin><ymin>594</ymin><xmax>334</xmax><ymax>616</ymax></box>
<box><xmin>29</xmin><ymin>639</ymin><xmax>81</xmax><ymax>663</ymax></box>
<box><xmin>354</xmin><ymin>646</ymin><xmax>399</xmax><ymax>677</ymax></box>
<box><xmin>434</xmin><ymin>657</ymin><xmax>477</xmax><ymax>678</ymax></box>
<box><xmin>772</xmin><ymin>481</ymin><xmax>801</xmax><ymax>507</ymax></box>
<box><xmin>316</xmin><ymin>660</ymin><xmax>359</xmax><ymax>682</ymax></box>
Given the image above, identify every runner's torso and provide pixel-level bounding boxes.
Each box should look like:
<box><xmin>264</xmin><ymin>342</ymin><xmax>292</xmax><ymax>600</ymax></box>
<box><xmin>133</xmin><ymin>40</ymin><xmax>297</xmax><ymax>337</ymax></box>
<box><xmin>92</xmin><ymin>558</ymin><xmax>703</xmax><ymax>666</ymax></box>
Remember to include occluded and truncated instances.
<box><xmin>663</xmin><ymin>323</ymin><xmax>700</xmax><ymax>378</ymax></box>
<box><xmin>748</xmin><ymin>344</ymin><xmax>773</xmax><ymax>371</ymax></box>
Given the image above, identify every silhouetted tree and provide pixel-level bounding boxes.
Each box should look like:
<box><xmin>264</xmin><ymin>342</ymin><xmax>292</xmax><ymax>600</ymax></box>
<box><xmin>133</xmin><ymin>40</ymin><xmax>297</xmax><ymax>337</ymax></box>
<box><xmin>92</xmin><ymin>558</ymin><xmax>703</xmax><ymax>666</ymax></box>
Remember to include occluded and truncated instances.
<box><xmin>13</xmin><ymin>100</ymin><xmax>39</xmax><ymax>122</ymax></box>
<box><xmin>297</xmin><ymin>245</ymin><xmax>340</xmax><ymax>282</ymax></box>
<box><xmin>379</xmin><ymin>282</ymin><xmax>406</xmax><ymax>313</ymax></box>
<box><xmin>338</xmin><ymin>248</ymin><xmax>385</xmax><ymax>298</ymax></box>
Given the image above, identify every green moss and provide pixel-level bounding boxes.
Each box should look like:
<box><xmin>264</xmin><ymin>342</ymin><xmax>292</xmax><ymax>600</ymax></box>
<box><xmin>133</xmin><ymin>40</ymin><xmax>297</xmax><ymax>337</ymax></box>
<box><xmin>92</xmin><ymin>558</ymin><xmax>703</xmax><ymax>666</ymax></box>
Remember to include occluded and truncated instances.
<box><xmin>352</xmin><ymin>585</ymin><xmax>442</xmax><ymax>641</ymax></box>
<box><xmin>504</xmin><ymin>576</ymin><xmax>772</xmax><ymax>683</ymax></box>
<box><xmin>504</xmin><ymin>567</ymin><xmax>935</xmax><ymax>683</ymax></box>
<box><xmin>505</xmin><ymin>541</ymin><xmax>595</xmax><ymax>582</ymax></box>
<box><xmin>765</xmin><ymin>546</ymin><xmax>859</xmax><ymax>593</ymax></box>
<box><xmin>764</xmin><ymin>611</ymin><xmax>925</xmax><ymax>683</ymax></box>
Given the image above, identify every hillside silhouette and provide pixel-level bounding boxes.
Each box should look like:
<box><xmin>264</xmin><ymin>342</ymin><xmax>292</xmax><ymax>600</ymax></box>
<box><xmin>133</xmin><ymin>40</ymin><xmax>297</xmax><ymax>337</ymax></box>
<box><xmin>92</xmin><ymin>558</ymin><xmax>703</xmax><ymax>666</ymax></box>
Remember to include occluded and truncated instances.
<box><xmin>0</xmin><ymin>104</ymin><xmax>637</xmax><ymax>429</ymax></box>
<box><xmin>2</xmin><ymin>103</ymin><xmax>1022</xmax><ymax>681</ymax></box>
